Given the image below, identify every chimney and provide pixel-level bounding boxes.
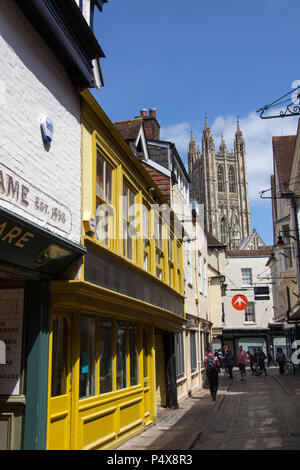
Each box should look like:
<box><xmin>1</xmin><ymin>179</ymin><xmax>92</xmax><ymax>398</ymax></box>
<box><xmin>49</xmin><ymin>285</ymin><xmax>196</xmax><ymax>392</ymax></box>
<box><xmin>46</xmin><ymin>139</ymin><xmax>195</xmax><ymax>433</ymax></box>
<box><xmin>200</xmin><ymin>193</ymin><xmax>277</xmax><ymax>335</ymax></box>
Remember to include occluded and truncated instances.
<box><xmin>149</xmin><ymin>107</ymin><xmax>156</xmax><ymax>118</ymax></box>
<box><xmin>141</xmin><ymin>107</ymin><xmax>160</xmax><ymax>141</ymax></box>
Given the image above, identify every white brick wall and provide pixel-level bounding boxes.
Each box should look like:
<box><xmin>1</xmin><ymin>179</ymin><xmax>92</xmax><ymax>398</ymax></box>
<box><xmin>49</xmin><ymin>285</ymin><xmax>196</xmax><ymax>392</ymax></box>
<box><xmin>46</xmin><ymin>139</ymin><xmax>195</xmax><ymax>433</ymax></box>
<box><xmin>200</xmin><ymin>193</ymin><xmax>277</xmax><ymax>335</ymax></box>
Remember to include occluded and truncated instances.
<box><xmin>0</xmin><ymin>1</ymin><xmax>82</xmax><ymax>244</ymax></box>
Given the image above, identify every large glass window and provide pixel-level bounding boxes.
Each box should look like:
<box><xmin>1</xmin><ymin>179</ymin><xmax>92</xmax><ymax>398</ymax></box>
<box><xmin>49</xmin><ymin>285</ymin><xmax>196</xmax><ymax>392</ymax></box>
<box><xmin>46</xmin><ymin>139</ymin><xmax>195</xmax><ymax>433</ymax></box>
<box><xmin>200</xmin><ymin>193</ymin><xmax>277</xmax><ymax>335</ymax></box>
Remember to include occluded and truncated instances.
<box><xmin>96</xmin><ymin>151</ymin><xmax>114</xmax><ymax>246</ymax></box>
<box><xmin>175</xmin><ymin>332</ymin><xmax>185</xmax><ymax>379</ymax></box>
<box><xmin>217</xmin><ymin>165</ymin><xmax>225</xmax><ymax>192</ymax></box>
<box><xmin>79</xmin><ymin>315</ymin><xmax>96</xmax><ymax>399</ymax></box>
<box><xmin>190</xmin><ymin>331</ymin><xmax>197</xmax><ymax>373</ymax></box>
<box><xmin>51</xmin><ymin>316</ymin><xmax>68</xmax><ymax>397</ymax></box>
<box><xmin>116</xmin><ymin>322</ymin><xmax>127</xmax><ymax>390</ymax></box>
<box><xmin>241</xmin><ymin>268</ymin><xmax>253</xmax><ymax>286</ymax></box>
<box><xmin>99</xmin><ymin>319</ymin><xmax>113</xmax><ymax>394</ymax></box>
<box><xmin>129</xmin><ymin>325</ymin><xmax>138</xmax><ymax>386</ymax></box>
<box><xmin>123</xmin><ymin>182</ymin><xmax>136</xmax><ymax>261</ymax></box>
<box><xmin>228</xmin><ymin>165</ymin><xmax>236</xmax><ymax>193</ymax></box>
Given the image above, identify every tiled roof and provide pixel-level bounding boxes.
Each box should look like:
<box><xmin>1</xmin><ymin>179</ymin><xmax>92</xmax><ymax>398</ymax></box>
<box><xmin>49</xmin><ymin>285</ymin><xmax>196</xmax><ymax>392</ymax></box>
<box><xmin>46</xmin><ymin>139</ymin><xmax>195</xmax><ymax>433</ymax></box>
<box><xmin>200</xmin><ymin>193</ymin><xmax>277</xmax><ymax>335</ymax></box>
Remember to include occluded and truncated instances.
<box><xmin>141</xmin><ymin>162</ymin><xmax>170</xmax><ymax>202</ymax></box>
<box><xmin>226</xmin><ymin>246</ymin><xmax>272</xmax><ymax>257</ymax></box>
<box><xmin>205</xmin><ymin>230</ymin><xmax>226</xmax><ymax>248</ymax></box>
<box><xmin>113</xmin><ymin>118</ymin><xmax>143</xmax><ymax>141</ymax></box>
<box><xmin>272</xmin><ymin>135</ymin><xmax>296</xmax><ymax>193</ymax></box>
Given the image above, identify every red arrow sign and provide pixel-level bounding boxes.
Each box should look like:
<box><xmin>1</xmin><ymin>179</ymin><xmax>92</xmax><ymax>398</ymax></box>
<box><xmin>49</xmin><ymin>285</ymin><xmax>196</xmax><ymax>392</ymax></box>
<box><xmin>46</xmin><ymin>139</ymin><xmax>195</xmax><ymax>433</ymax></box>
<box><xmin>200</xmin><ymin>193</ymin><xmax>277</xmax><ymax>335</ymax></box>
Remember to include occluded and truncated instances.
<box><xmin>232</xmin><ymin>295</ymin><xmax>248</xmax><ymax>311</ymax></box>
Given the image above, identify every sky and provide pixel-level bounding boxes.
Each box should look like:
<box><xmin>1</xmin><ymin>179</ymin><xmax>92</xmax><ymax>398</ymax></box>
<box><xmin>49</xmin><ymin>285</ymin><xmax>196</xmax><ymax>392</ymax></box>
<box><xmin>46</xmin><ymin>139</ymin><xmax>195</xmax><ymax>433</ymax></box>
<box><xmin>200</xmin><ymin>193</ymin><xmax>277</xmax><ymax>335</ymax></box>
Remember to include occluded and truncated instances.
<box><xmin>92</xmin><ymin>0</ymin><xmax>300</xmax><ymax>246</ymax></box>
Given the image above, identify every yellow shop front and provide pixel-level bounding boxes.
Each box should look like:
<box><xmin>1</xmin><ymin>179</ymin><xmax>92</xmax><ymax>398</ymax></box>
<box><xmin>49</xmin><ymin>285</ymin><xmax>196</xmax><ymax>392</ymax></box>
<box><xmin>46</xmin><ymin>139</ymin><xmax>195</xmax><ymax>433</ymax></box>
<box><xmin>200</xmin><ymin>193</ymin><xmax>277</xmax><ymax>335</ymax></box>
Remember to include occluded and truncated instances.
<box><xmin>46</xmin><ymin>280</ymin><xmax>184</xmax><ymax>450</ymax></box>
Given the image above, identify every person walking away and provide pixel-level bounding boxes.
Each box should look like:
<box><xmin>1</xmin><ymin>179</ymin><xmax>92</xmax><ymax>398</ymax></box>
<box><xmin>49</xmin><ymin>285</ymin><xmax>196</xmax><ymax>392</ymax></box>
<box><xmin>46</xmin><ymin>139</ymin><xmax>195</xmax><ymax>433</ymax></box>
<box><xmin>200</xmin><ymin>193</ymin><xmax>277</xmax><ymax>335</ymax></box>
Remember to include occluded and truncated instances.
<box><xmin>204</xmin><ymin>348</ymin><xmax>220</xmax><ymax>401</ymax></box>
<box><xmin>267</xmin><ymin>345</ymin><xmax>276</xmax><ymax>367</ymax></box>
<box><xmin>247</xmin><ymin>351</ymin><xmax>257</xmax><ymax>376</ymax></box>
<box><xmin>253</xmin><ymin>348</ymin><xmax>259</xmax><ymax>375</ymax></box>
<box><xmin>237</xmin><ymin>345</ymin><xmax>247</xmax><ymax>381</ymax></box>
<box><xmin>224</xmin><ymin>348</ymin><xmax>235</xmax><ymax>379</ymax></box>
<box><xmin>276</xmin><ymin>348</ymin><xmax>287</xmax><ymax>375</ymax></box>
<box><xmin>223</xmin><ymin>346</ymin><xmax>229</xmax><ymax>376</ymax></box>
<box><xmin>258</xmin><ymin>347</ymin><xmax>267</xmax><ymax>376</ymax></box>
<box><xmin>214</xmin><ymin>350</ymin><xmax>222</xmax><ymax>373</ymax></box>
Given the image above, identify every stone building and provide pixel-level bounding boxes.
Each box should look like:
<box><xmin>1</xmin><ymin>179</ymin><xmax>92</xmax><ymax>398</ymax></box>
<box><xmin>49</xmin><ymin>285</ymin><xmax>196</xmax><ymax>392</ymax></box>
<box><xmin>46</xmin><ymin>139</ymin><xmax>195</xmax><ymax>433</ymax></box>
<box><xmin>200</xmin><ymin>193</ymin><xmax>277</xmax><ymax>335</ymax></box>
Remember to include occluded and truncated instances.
<box><xmin>188</xmin><ymin>116</ymin><xmax>252</xmax><ymax>250</ymax></box>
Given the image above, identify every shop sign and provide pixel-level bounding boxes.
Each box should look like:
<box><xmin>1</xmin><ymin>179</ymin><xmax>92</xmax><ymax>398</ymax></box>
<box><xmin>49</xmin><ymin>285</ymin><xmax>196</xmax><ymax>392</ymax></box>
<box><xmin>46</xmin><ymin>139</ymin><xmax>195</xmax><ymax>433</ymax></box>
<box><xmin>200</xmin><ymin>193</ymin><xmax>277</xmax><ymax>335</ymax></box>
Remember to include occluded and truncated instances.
<box><xmin>254</xmin><ymin>286</ymin><xmax>270</xmax><ymax>300</ymax></box>
<box><xmin>232</xmin><ymin>295</ymin><xmax>248</xmax><ymax>311</ymax></box>
<box><xmin>0</xmin><ymin>207</ymin><xmax>85</xmax><ymax>277</ymax></box>
<box><xmin>0</xmin><ymin>163</ymin><xmax>72</xmax><ymax>234</ymax></box>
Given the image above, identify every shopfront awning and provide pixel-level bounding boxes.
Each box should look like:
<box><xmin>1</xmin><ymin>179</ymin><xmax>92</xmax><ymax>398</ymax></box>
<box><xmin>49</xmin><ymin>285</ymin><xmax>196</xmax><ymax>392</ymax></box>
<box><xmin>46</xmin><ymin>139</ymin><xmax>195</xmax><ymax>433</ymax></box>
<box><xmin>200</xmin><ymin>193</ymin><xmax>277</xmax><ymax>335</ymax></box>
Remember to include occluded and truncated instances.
<box><xmin>0</xmin><ymin>207</ymin><xmax>86</xmax><ymax>278</ymax></box>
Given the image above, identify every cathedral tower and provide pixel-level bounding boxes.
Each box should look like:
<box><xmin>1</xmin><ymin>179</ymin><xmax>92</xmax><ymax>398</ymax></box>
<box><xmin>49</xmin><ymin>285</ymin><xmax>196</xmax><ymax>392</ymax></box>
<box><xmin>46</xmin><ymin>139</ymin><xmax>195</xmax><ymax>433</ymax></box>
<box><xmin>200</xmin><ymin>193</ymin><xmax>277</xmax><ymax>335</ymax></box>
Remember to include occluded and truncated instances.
<box><xmin>188</xmin><ymin>116</ymin><xmax>251</xmax><ymax>249</ymax></box>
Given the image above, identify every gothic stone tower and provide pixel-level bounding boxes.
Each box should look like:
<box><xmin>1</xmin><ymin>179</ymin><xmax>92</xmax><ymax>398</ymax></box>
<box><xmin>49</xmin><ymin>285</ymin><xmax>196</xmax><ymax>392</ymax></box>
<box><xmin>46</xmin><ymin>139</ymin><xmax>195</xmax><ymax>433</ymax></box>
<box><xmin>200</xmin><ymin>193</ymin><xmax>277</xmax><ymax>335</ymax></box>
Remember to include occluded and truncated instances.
<box><xmin>188</xmin><ymin>116</ymin><xmax>251</xmax><ymax>249</ymax></box>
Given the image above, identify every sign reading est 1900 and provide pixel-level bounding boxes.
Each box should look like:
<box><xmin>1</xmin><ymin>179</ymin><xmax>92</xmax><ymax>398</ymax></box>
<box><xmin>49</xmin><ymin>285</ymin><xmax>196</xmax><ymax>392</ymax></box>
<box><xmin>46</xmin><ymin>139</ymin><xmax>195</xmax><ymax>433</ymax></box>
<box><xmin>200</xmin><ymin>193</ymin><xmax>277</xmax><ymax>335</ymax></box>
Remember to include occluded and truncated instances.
<box><xmin>0</xmin><ymin>163</ymin><xmax>72</xmax><ymax>234</ymax></box>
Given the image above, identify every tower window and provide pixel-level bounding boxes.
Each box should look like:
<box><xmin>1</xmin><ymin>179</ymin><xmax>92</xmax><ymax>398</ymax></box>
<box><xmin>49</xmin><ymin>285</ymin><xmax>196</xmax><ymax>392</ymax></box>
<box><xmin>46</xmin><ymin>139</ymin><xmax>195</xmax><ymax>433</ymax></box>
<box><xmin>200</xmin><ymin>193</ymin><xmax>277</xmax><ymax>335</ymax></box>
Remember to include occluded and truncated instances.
<box><xmin>228</xmin><ymin>166</ymin><xmax>236</xmax><ymax>193</ymax></box>
<box><xmin>217</xmin><ymin>165</ymin><xmax>225</xmax><ymax>192</ymax></box>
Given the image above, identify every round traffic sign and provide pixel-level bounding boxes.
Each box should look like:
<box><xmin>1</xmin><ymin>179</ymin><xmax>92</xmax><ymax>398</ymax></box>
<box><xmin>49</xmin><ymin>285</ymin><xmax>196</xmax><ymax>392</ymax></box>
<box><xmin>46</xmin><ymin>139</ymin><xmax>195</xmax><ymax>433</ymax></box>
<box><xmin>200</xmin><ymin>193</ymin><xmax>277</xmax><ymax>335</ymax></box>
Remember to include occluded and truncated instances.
<box><xmin>232</xmin><ymin>294</ymin><xmax>248</xmax><ymax>311</ymax></box>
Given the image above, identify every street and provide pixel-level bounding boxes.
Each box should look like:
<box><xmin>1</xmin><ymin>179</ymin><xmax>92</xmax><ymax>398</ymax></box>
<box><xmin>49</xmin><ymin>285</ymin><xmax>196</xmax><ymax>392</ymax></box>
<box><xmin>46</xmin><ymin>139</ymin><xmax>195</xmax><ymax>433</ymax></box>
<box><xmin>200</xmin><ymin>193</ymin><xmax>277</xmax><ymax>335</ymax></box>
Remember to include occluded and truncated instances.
<box><xmin>118</xmin><ymin>367</ymin><xmax>300</xmax><ymax>451</ymax></box>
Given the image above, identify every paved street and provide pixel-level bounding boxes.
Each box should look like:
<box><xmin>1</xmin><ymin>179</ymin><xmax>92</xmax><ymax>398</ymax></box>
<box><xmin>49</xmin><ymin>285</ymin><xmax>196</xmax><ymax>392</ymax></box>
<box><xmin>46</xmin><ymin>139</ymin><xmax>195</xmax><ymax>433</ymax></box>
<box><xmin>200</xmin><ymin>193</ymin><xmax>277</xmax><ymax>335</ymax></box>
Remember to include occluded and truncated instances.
<box><xmin>118</xmin><ymin>367</ymin><xmax>300</xmax><ymax>451</ymax></box>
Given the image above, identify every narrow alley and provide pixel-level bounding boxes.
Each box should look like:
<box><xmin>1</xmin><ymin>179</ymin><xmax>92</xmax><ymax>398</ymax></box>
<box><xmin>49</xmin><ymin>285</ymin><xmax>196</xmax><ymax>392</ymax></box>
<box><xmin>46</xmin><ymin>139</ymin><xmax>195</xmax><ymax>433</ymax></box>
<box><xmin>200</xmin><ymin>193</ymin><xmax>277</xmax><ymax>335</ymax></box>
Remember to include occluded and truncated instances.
<box><xmin>118</xmin><ymin>368</ymin><xmax>300</xmax><ymax>451</ymax></box>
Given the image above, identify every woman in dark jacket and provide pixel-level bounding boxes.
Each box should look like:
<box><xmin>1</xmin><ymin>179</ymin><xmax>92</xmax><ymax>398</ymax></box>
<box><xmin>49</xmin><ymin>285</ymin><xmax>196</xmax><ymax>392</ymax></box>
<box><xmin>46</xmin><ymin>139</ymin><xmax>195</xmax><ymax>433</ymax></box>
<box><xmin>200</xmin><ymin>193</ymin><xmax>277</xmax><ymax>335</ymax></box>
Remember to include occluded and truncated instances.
<box><xmin>224</xmin><ymin>348</ymin><xmax>235</xmax><ymax>379</ymax></box>
<box><xmin>276</xmin><ymin>348</ymin><xmax>287</xmax><ymax>375</ymax></box>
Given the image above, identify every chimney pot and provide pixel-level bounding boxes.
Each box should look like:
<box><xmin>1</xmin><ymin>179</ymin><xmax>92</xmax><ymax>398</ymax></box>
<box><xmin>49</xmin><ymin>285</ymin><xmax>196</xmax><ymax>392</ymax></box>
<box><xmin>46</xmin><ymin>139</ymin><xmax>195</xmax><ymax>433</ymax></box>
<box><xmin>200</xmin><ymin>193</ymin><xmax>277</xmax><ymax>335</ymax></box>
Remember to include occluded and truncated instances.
<box><xmin>149</xmin><ymin>107</ymin><xmax>157</xmax><ymax>118</ymax></box>
<box><xmin>140</xmin><ymin>109</ymin><xmax>147</xmax><ymax>117</ymax></box>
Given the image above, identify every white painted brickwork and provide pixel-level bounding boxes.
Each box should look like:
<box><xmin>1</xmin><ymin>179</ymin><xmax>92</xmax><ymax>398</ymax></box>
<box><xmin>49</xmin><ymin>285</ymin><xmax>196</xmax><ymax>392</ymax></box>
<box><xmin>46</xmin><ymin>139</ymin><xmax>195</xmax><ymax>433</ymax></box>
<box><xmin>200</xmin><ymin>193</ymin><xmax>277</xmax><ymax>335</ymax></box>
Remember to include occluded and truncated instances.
<box><xmin>0</xmin><ymin>1</ymin><xmax>82</xmax><ymax>244</ymax></box>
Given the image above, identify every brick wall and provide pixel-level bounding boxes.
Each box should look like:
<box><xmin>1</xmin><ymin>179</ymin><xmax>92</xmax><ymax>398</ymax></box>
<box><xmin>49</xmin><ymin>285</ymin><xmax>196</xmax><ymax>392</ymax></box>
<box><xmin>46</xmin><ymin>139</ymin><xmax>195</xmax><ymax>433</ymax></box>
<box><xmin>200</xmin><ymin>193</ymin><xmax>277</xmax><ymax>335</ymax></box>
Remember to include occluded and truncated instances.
<box><xmin>0</xmin><ymin>1</ymin><xmax>82</xmax><ymax>244</ymax></box>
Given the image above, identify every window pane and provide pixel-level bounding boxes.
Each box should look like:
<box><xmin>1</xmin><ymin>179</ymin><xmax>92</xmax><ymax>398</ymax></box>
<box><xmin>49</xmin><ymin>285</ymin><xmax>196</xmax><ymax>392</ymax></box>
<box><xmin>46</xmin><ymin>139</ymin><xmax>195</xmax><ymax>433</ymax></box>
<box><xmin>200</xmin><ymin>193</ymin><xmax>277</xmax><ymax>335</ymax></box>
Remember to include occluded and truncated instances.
<box><xmin>190</xmin><ymin>331</ymin><xmax>197</xmax><ymax>372</ymax></box>
<box><xmin>241</xmin><ymin>268</ymin><xmax>252</xmax><ymax>286</ymax></box>
<box><xmin>116</xmin><ymin>323</ymin><xmax>127</xmax><ymax>390</ymax></box>
<box><xmin>100</xmin><ymin>319</ymin><xmax>113</xmax><ymax>394</ymax></box>
<box><xmin>105</xmin><ymin>163</ymin><xmax>113</xmax><ymax>204</ymax></box>
<box><xmin>143</xmin><ymin>330</ymin><xmax>148</xmax><ymax>378</ymax></box>
<box><xmin>123</xmin><ymin>183</ymin><xmax>128</xmax><ymax>221</ymax></box>
<box><xmin>96</xmin><ymin>203</ymin><xmax>110</xmax><ymax>245</ymax></box>
<box><xmin>51</xmin><ymin>316</ymin><xmax>68</xmax><ymax>397</ymax></box>
<box><xmin>79</xmin><ymin>315</ymin><xmax>96</xmax><ymax>399</ymax></box>
<box><xmin>129</xmin><ymin>325</ymin><xmax>138</xmax><ymax>386</ymax></box>
<box><xmin>96</xmin><ymin>153</ymin><xmax>104</xmax><ymax>198</ymax></box>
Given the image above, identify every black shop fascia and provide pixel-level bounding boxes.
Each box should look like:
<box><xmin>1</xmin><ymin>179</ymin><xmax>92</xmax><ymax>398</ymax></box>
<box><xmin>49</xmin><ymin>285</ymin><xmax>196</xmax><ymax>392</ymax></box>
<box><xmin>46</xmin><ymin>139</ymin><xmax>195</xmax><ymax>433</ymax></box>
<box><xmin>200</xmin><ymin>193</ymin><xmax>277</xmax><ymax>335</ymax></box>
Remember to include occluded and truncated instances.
<box><xmin>0</xmin><ymin>206</ymin><xmax>86</xmax><ymax>281</ymax></box>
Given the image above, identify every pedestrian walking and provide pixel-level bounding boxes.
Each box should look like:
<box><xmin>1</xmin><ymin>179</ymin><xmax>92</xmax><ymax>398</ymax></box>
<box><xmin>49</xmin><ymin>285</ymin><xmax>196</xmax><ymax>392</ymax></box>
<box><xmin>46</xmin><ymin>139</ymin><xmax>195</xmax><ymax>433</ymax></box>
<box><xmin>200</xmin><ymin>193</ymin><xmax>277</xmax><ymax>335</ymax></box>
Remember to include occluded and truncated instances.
<box><xmin>237</xmin><ymin>345</ymin><xmax>247</xmax><ymax>381</ymax></box>
<box><xmin>224</xmin><ymin>348</ymin><xmax>235</xmax><ymax>379</ymax></box>
<box><xmin>204</xmin><ymin>348</ymin><xmax>220</xmax><ymax>401</ymax></box>
<box><xmin>257</xmin><ymin>347</ymin><xmax>267</xmax><ymax>376</ymax></box>
<box><xmin>253</xmin><ymin>347</ymin><xmax>259</xmax><ymax>375</ymax></box>
<box><xmin>223</xmin><ymin>345</ymin><xmax>229</xmax><ymax>376</ymax></box>
<box><xmin>276</xmin><ymin>347</ymin><xmax>287</xmax><ymax>375</ymax></box>
<box><xmin>267</xmin><ymin>344</ymin><xmax>276</xmax><ymax>367</ymax></box>
<box><xmin>247</xmin><ymin>350</ymin><xmax>257</xmax><ymax>376</ymax></box>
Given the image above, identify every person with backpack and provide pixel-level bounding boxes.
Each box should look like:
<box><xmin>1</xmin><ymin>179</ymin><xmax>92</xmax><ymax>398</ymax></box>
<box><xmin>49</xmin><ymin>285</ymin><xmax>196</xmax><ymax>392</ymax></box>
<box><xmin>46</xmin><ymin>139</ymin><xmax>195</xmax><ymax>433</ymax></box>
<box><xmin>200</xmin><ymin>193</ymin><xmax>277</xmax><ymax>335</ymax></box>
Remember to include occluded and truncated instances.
<box><xmin>204</xmin><ymin>348</ymin><xmax>220</xmax><ymax>401</ymax></box>
<box><xmin>237</xmin><ymin>345</ymin><xmax>247</xmax><ymax>381</ymax></box>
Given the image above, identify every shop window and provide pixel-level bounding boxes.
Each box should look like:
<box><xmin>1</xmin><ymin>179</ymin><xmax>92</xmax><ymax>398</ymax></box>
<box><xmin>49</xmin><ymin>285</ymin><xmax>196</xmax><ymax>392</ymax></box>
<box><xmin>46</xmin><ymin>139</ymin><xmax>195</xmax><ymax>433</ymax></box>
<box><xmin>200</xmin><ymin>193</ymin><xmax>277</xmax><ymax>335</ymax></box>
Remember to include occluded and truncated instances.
<box><xmin>116</xmin><ymin>322</ymin><xmax>127</xmax><ymax>390</ymax></box>
<box><xmin>190</xmin><ymin>331</ymin><xmax>197</xmax><ymax>373</ymax></box>
<box><xmin>175</xmin><ymin>332</ymin><xmax>185</xmax><ymax>379</ymax></box>
<box><xmin>143</xmin><ymin>329</ymin><xmax>148</xmax><ymax>378</ymax></box>
<box><xmin>129</xmin><ymin>325</ymin><xmax>138</xmax><ymax>386</ymax></box>
<box><xmin>51</xmin><ymin>316</ymin><xmax>69</xmax><ymax>397</ymax></box>
<box><xmin>99</xmin><ymin>319</ymin><xmax>113</xmax><ymax>394</ymax></box>
<box><xmin>79</xmin><ymin>315</ymin><xmax>96</xmax><ymax>399</ymax></box>
<box><xmin>123</xmin><ymin>181</ymin><xmax>136</xmax><ymax>261</ymax></box>
<box><xmin>96</xmin><ymin>151</ymin><xmax>114</xmax><ymax>247</ymax></box>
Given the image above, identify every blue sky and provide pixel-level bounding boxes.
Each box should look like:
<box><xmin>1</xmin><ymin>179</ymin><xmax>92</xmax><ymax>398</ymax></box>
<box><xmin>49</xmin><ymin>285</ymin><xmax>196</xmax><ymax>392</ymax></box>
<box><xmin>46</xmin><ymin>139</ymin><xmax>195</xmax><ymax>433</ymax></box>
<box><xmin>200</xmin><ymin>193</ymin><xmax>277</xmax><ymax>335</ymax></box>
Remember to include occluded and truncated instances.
<box><xmin>92</xmin><ymin>0</ymin><xmax>300</xmax><ymax>245</ymax></box>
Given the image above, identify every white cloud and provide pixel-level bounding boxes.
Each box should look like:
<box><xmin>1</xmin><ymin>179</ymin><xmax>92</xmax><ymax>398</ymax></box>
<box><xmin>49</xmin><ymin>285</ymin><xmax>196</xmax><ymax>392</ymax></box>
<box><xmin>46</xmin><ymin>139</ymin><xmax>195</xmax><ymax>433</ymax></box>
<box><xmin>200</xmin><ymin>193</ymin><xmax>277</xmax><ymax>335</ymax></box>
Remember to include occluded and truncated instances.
<box><xmin>161</xmin><ymin>111</ymin><xmax>299</xmax><ymax>206</ymax></box>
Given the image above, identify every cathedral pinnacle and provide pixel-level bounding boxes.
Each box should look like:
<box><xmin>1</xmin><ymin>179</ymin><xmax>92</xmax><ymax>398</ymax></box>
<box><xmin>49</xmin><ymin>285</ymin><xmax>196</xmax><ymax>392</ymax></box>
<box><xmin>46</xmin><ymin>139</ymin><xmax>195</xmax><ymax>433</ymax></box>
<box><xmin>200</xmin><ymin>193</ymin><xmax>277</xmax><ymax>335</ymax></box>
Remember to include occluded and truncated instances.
<box><xmin>205</xmin><ymin>112</ymin><xmax>208</xmax><ymax>129</ymax></box>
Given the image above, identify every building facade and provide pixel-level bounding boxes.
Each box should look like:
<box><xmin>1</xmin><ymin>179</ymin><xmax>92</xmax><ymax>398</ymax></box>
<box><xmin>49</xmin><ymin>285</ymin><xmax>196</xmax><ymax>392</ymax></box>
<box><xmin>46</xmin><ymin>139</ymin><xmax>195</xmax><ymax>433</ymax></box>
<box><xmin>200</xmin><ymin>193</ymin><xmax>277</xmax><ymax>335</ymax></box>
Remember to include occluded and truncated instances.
<box><xmin>221</xmin><ymin>248</ymin><xmax>274</xmax><ymax>359</ymax></box>
<box><xmin>46</xmin><ymin>92</ymin><xmax>185</xmax><ymax>450</ymax></box>
<box><xmin>0</xmin><ymin>0</ymin><xmax>105</xmax><ymax>450</ymax></box>
<box><xmin>188</xmin><ymin>117</ymin><xmax>251</xmax><ymax>250</ymax></box>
